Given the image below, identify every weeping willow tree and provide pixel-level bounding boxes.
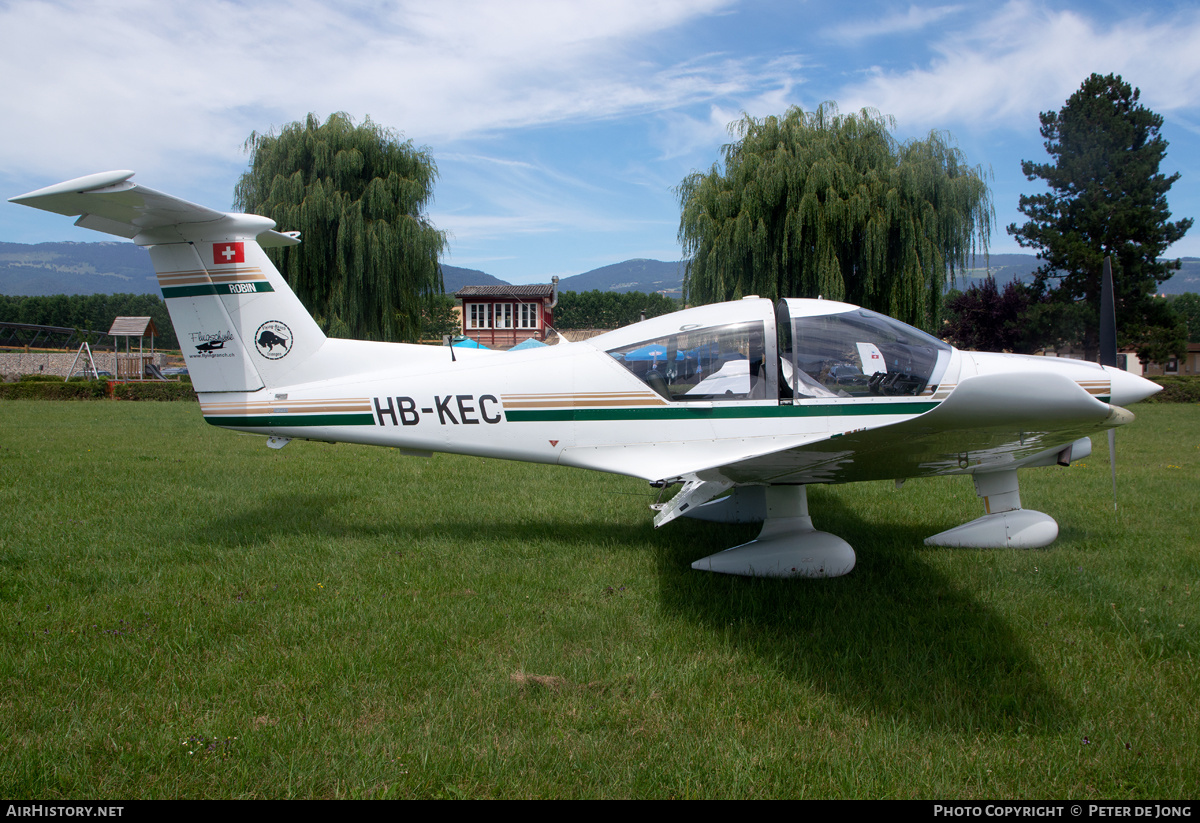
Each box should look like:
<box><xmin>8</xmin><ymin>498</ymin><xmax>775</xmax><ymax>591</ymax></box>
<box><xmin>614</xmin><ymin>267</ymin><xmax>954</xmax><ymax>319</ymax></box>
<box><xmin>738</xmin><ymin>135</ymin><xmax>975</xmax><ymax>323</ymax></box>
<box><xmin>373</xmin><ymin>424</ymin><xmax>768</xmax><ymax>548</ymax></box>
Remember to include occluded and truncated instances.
<box><xmin>677</xmin><ymin>104</ymin><xmax>992</xmax><ymax>330</ymax></box>
<box><xmin>234</xmin><ymin>112</ymin><xmax>446</xmax><ymax>342</ymax></box>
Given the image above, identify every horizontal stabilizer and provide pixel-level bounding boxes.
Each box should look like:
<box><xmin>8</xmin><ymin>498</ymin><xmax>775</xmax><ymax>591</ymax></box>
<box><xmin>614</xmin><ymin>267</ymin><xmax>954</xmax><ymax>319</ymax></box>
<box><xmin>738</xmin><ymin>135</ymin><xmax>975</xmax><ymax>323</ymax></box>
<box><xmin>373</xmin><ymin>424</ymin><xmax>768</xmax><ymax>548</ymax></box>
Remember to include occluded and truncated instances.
<box><xmin>9</xmin><ymin>171</ymin><xmax>300</xmax><ymax>247</ymax></box>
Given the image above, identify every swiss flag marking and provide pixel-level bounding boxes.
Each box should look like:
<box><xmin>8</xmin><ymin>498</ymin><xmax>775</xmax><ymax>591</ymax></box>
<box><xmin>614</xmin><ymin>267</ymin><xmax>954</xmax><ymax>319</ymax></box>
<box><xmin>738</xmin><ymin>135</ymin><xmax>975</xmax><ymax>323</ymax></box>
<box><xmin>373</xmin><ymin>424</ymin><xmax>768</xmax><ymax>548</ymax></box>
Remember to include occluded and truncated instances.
<box><xmin>213</xmin><ymin>242</ymin><xmax>245</xmax><ymax>264</ymax></box>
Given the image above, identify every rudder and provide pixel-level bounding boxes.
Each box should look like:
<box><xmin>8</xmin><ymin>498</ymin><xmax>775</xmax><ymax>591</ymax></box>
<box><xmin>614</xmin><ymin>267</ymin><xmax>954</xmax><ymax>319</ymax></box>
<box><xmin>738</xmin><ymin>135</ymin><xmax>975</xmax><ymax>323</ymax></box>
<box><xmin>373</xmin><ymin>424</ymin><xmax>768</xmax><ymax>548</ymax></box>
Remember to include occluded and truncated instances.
<box><xmin>148</xmin><ymin>224</ymin><xmax>326</xmax><ymax>393</ymax></box>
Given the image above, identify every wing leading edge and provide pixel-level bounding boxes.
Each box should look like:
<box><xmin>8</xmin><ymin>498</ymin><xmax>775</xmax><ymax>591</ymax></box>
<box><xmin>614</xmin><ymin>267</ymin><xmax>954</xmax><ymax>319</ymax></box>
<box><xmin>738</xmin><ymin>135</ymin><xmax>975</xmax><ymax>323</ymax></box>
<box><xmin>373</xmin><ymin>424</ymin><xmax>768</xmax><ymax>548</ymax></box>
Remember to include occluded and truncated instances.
<box><xmin>693</xmin><ymin>370</ymin><xmax>1126</xmax><ymax>487</ymax></box>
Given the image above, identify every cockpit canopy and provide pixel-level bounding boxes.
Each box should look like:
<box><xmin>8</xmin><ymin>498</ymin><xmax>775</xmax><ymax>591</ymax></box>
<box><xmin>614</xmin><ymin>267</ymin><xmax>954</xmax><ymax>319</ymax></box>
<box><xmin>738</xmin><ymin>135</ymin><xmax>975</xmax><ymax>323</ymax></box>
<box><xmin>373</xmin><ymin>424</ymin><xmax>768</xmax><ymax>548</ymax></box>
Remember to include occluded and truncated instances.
<box><xmin>592</xmin><ymin>297</ymin><xmax>951</xmax><ymax>402</ymax></box>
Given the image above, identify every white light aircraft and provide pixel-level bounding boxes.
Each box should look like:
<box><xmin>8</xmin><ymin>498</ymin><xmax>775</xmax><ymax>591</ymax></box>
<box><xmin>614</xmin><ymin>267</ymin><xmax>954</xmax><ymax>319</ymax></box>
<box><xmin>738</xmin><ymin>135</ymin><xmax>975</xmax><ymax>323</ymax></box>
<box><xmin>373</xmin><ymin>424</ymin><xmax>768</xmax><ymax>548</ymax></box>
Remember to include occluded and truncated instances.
<box><xmin>11</xmin><ymin>171</ymin><xmax>1162</xmax><ymax>577</ymax></box>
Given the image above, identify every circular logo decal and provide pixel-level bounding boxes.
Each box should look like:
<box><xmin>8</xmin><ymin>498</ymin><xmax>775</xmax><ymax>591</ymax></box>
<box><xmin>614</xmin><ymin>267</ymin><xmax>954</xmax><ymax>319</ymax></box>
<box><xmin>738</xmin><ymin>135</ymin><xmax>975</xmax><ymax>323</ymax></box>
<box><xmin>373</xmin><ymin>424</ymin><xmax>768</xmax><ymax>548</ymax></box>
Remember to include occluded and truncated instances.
<box><xmin>254</xmin><ymin>320</ymin><xmax>293</xmax><ymax>360</ymax></box>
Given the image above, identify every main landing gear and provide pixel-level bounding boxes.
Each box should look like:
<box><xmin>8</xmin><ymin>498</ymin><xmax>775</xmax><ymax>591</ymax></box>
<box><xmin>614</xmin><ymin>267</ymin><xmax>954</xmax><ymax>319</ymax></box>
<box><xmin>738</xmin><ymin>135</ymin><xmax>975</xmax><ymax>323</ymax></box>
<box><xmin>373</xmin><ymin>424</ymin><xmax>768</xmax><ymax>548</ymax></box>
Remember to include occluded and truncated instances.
<box><xmin>681</xmin><ymin>468</ymin><xmax>1057</xmax><ymax>578</ymax></box>
<box><xmin>686</xmin><ymin>485</ymin><xmax>856</xmax><ymax>578</ymax></box>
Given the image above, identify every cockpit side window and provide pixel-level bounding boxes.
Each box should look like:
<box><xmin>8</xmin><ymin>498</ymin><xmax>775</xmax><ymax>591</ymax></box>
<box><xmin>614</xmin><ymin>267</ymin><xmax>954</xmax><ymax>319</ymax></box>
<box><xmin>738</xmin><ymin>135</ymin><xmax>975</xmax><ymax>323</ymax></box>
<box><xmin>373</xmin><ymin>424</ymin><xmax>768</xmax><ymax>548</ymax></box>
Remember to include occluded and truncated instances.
<box><xmin>607</xmin><ymin>321</ymin><xmax>768</xmax><ymax>401</ymax></box>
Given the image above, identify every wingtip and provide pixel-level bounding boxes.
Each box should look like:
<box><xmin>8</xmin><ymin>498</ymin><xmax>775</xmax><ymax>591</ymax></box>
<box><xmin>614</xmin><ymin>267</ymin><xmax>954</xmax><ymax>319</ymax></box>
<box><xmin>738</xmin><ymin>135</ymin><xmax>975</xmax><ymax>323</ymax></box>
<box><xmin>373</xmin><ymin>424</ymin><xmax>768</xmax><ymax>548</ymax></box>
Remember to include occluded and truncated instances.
<box><xmin>9</xmin><ymin>170</ymin><xmax>136</xmax><ymax>205</ymax></box>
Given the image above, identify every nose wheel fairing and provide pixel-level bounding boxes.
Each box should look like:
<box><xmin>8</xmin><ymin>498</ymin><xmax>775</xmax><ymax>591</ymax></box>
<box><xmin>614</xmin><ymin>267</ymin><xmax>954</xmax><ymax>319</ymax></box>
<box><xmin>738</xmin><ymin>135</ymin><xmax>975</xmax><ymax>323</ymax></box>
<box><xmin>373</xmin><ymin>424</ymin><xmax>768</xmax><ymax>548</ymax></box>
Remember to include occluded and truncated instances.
<box><xmin>924</xmin><ymin>468</ymin><xmax>1058</xmax><ymax>549</ymax></box>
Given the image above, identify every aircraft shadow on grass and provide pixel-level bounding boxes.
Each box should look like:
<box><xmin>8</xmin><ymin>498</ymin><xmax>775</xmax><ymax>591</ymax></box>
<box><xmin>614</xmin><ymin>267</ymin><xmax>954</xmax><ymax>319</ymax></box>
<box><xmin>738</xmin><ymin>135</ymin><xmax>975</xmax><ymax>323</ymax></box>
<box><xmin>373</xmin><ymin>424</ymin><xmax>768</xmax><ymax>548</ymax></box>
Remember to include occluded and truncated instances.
<box><xmin>654</xmin><ymin>489</ymin><xmax>1073</xmax><ymax>734</ymax></box>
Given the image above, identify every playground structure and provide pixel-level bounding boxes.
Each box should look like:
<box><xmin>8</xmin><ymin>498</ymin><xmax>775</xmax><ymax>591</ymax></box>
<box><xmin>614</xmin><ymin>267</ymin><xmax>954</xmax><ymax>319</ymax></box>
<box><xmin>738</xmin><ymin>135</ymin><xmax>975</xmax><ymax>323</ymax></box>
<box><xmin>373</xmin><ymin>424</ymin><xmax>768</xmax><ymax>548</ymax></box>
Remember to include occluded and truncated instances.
<box><xmin>0</xmin><ymin>318</ymin><xmax>172</xmax><ymax>380</ymax></box>
<box><xmin>106</xmin><ymin>316</ymin><xmax>163</xmax><ymax>380</ymax></box>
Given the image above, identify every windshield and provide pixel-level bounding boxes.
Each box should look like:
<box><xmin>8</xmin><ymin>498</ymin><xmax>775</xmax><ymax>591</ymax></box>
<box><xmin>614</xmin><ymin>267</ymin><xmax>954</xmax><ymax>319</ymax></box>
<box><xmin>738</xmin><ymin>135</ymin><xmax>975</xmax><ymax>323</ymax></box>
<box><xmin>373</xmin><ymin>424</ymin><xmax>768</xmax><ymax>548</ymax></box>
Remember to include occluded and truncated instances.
<box><xmin>779</xmin><ymin>303</ymin><xmax>951</xmax><ymax>399</ymax></box>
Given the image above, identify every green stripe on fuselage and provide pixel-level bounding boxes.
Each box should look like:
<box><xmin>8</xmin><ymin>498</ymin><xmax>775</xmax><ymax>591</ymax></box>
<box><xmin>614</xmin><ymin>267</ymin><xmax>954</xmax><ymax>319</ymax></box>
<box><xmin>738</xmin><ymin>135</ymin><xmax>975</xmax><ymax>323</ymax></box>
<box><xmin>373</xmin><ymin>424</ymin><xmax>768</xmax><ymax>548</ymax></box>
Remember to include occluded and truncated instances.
<box><xmin>162</xmin><ymin>282</ymin><xmax>275</xmax><ymax>299</ymax></box>
<box><xmin>205</xmin><ymin>402</ymin><xmax>938</xmax><ymax>429</ymax></box>
<box><xmin>204</xmin><ymin>413</ymin><xmax>376</xmax><ymax>428</ymax></box>
<box><xmin>505</xmin><ymin>401</ymin><xmax>938</xmax><ymax>423</ymax></box>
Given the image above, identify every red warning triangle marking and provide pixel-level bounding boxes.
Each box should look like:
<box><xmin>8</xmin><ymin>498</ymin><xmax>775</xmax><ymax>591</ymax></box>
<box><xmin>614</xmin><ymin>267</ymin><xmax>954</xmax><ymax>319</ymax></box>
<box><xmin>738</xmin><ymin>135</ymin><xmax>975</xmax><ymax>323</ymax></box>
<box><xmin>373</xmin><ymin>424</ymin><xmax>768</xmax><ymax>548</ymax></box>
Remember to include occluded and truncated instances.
<box><xmin>549</xmin><ymin>440</ymin><xmax>559</xmax><ymax>446</ymax></box>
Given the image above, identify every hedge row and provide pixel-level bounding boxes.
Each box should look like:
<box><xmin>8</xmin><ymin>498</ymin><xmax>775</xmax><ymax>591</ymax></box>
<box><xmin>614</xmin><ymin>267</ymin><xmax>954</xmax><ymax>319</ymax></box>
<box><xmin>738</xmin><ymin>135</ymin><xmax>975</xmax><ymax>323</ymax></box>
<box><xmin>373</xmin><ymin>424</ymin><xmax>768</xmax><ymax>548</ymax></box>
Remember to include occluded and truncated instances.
<box><xmin>0</xmin><ymin>380</ymin><xmax>108</xmax><ymax>400</ymax></box>
<box><xmin>0</xmin><ymin>378</ymin><xmax>197</xmax><ymax>401</ymax></box>
<box><xmin>1144</xmin><ymin>376</ymin><xmax>1200</xmax><ymax>403</ymax></box>
<box><xmin>13</xmin><ymin>373</ymin><xmax>70</xmax><ymax>383</ymax></box>
<box><xmin>111</xmin><ymin>382</ymin><xmax>198</xmax><ymax>401</ymax></box>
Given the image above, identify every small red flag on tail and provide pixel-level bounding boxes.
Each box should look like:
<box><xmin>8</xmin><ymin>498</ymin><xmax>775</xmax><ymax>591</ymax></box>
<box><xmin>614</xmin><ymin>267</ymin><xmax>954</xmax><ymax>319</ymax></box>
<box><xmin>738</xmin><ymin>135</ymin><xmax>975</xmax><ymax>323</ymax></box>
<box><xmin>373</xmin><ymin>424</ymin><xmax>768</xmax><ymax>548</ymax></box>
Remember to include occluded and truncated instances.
<box><xmin>213</xmin><ymin>242</ymin><xmax>245</xmax><ymax>264</ymax></box>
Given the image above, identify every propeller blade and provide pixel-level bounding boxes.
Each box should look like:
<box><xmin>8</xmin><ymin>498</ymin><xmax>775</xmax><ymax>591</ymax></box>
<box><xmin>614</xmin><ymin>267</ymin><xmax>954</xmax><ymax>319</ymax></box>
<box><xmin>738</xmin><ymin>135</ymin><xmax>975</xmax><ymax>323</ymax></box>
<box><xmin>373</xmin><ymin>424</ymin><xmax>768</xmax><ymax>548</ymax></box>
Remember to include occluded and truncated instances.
<box><xmin>1100</xmin><ymin>256</ymin><xmax>1117</xmax><ymax>367</ymax></box>
<box><xmin>1101</xmin><ymin>256</ymin><xmax>1118</xmax><ymax>509</ymax></box>
<box><xmin>1108</xmin><ymin>428</ymin><xmax>1117</xmax><ymax>511</ymax></box>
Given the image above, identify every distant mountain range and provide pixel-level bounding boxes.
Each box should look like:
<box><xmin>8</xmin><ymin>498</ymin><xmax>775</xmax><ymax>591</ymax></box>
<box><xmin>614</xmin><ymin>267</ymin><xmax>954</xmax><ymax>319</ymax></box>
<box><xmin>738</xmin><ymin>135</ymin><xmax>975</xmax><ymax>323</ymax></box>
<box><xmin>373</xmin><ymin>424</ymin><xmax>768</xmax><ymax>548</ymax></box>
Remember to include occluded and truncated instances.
<box><xmin>3</xmin><ymin>241</ymin><xmax>1198</xmax><ymax>297</ymax></box>
<box><xmin>0</xmin><ymin>241</ymin><xmax>161</xmax><ymax>295</ymax></box>
<box><xmin>957</xmin><ymin>253</ymin><xmax>1200</xmax><ymax>294</ymax></box>
<box><xmin>440</xmin><ymin>264</ymin><xmax>507</xmax><ymax>294</ymax></box>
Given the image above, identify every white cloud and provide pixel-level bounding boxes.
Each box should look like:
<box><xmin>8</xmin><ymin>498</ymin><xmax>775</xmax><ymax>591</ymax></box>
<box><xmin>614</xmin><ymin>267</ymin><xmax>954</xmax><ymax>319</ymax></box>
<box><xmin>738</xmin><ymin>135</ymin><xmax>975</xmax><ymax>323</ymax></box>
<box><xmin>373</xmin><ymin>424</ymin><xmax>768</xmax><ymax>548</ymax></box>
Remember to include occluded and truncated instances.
<box><xmin>9</xmin><ymin>1</ymin><xmax>1200</xmax><ymax>264</ymax></box>
<box><xmin>648</xmin><ymin>53</ymin><xmax>807</xmax><ymax>162</ymax></box>
<box><xmin>0</xmin><ymin>0</ymin><xmax>746</xmax><ymax>183</ymax></box>
<box><xmin>838</xmin><ymin>2</ymin><xmax>1200</xmax><ymax>133</ymax></box>
<box><xmin>431</xmin><ymin>213</ymin><xmax>564</xmax><ymax>240</ymax></box>
<box><xmin>824</xmin><ymin>4</ymin><xmax>964</xmax><ymax>42</ymax></box>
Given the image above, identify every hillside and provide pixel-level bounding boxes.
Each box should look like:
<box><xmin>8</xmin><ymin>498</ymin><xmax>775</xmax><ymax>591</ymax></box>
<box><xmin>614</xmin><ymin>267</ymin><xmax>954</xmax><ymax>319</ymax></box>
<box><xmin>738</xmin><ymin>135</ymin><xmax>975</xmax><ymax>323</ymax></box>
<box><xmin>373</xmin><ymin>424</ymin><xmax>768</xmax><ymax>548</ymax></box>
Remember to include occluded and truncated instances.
<box><xmin>555</xmin><ymin>258</ymin><xmax>684</xmax><ymax>294</ymax></box>
<box><xmin>2</xmin><ymin>241</ymin><xmax>1197</xmax><ymax>298</ymax></box>
<box><xmin>0</xmin><ymin>241</ymin><xmax>159</xmax><ymax>295</ymax></box>
<box><xmin>441</xmin><ymin>264</ymin><xmax>507</xmax><ymax>293</ymax></box>
<box><xmin>0</xmin><ymin>243</ymin><xmax>511</xmax><ymax>297</ymax></box>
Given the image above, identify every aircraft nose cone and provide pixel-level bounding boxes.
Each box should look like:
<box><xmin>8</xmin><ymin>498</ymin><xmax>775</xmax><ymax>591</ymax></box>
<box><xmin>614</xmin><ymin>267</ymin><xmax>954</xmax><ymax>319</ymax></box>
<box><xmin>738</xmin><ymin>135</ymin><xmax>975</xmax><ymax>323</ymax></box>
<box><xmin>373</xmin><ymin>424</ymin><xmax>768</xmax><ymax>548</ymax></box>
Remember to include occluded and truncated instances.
<box><xmin>1104</xmin><ymin>366</ymin><xmax>1162</xmax><ymax>406</ymax></box>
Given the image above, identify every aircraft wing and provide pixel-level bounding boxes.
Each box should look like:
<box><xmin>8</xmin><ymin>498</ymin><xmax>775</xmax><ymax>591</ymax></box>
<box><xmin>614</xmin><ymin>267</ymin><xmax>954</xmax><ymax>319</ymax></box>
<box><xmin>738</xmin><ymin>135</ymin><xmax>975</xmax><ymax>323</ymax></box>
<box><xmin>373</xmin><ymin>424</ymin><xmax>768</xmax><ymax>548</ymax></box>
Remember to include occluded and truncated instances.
<box><xmin>693</xmin><ymin>370</ymin><xmax>1127</xmax><ymax>486</ymax></box>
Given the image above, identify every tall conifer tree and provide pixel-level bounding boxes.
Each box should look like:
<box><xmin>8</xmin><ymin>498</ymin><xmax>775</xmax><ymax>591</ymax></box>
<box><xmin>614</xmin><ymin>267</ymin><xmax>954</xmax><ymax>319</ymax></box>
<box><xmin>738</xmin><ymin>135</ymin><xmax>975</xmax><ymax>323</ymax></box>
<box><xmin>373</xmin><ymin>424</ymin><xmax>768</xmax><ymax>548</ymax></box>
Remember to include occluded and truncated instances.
<box><xmin>235</xmin><ymin>113</ymin><xmax>446</xmax><ymax>342</ymax></box>
<box><xmin>1008</xmin><ymin>73</ymin><xmax>1191</xmax><ymax>361</ymax></box>
<box><xmin>677</xmin><ymin>103</ymin><xmax>992</xmax><ymax>330</ymax></box>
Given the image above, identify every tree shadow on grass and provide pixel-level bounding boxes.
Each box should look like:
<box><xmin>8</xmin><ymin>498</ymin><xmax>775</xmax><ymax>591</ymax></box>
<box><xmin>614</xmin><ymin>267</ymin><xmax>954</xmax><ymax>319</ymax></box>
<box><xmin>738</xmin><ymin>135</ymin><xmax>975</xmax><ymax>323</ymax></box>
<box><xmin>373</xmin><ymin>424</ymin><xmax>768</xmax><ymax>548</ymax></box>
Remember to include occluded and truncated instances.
<box><xmin>181</xmin><ymin>490</ymin><xmax>660</xmax><ymax>552</ymax></box>
<box><xmin>652</xmin><ymin>488</ymin><xmax>1074</xmax><ymax>735</ymax></box>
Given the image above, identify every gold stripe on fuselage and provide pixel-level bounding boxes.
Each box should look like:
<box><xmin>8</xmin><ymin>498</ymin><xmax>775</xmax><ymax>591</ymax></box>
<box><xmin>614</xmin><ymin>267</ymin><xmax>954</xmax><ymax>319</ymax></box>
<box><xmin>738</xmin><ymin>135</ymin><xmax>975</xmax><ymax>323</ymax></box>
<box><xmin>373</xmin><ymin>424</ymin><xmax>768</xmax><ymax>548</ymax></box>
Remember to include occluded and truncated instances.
<box><xmin>501</xmin><ymin>391</ymin><xmax>668</xmax><ymax>409</ymax></box>
<box><xmin>156</xmin><ymin>267</ymin><xmax>267</xmax><ymax>286</ymax></box>
<box><xmin>200</xmin><ymin>398</ymin><xmax>373</xmax><ymax>416</ymax></box>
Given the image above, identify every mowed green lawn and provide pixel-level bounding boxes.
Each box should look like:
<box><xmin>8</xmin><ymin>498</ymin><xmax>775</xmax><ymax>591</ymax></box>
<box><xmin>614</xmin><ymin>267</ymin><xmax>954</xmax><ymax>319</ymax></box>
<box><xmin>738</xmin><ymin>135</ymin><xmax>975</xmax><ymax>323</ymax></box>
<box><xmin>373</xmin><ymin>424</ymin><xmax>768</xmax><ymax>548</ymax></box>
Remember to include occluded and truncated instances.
<box><xmin>0</xmin><ymin>400</ymin><xmax>1197</xmax><ymax>799</ymax></box>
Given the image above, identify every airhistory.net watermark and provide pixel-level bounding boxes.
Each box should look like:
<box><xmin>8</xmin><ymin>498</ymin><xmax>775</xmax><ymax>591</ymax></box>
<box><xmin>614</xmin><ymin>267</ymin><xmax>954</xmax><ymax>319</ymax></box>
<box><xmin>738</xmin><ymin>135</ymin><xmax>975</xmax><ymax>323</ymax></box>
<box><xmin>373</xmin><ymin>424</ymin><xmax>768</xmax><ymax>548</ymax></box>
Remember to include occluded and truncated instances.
<box><xmin>5</xmin><ymin>806</ymin><xmax>123</xmax><ymax>817</ymax></box>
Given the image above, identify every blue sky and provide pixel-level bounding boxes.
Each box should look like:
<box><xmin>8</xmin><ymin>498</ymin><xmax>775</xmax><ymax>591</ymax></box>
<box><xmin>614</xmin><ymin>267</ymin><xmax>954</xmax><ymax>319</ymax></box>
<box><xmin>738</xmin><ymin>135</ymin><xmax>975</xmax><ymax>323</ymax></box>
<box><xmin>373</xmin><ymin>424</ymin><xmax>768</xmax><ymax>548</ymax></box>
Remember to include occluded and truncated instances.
<box><xmin>3</xmin><ymin>0</ymin><xmax>1200</xmax><ymax>284</ymax></box>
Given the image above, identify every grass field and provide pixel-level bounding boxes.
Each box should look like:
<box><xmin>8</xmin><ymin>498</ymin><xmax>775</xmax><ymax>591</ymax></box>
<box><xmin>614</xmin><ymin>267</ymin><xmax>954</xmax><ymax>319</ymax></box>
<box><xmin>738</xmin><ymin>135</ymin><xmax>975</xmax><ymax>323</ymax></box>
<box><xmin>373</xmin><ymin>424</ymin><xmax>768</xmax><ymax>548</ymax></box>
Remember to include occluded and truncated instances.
<box><xmin>1</xmin><ymin>400</ymin><xmax>1197</xmax><ymax>799</ymax></box>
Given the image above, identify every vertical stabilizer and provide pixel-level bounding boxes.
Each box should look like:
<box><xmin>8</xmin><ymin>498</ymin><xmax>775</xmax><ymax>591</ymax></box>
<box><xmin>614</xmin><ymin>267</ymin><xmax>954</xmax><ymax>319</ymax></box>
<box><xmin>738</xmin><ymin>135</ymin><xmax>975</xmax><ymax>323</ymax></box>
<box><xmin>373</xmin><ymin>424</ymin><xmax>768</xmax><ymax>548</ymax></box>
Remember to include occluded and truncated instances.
<box><xmin>147</xmin><ymin>225</ymin><xmax>326</xmax><ymax>393</ymax></box>
<box><xmin>9</xmin><ymin>172</ymin><xmax>327</xmax><ymax>394</ymax></box>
